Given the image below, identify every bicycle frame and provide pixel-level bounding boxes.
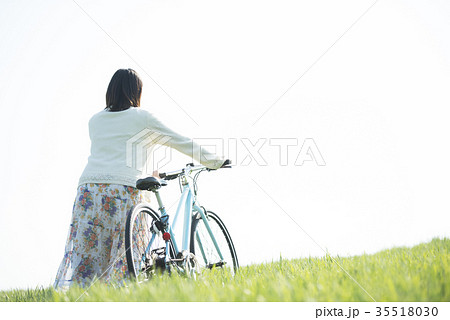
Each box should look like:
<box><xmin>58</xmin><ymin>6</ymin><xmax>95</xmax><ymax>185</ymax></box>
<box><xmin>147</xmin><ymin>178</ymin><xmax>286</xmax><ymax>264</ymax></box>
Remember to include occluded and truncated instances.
<box><xmin>147</xmin><ymin>165</ymin><xmax>225</xmax><ymax>267</ymax></box>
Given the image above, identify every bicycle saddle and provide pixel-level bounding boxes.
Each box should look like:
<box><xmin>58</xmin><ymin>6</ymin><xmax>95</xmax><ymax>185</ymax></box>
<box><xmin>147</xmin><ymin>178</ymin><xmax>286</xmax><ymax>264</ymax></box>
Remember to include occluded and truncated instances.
<box><xmin>136</xmin><ymin>176</ymin><xmax>168</xmax><ymax>191</ymax></box>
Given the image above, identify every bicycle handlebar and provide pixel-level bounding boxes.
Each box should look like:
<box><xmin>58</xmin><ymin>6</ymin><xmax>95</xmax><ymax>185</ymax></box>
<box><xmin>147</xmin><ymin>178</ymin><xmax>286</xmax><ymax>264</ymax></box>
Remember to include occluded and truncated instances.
<box><xmin>159</xmin><ymin>160</ymin><xmax>232</xmax><ymax>181</ymax></box>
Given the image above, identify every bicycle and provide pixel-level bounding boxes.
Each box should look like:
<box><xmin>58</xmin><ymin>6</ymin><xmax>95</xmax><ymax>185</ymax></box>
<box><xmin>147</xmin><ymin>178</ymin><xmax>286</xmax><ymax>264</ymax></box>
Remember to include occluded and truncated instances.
<box><xmin>125</xmin><ymin>161</ymin><xmax>239</xmax><ymax>281</ymax></box>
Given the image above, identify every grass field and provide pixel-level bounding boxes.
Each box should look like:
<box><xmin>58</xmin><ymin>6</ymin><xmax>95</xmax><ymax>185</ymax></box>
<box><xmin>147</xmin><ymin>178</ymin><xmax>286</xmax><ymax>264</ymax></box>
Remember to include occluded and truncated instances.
<box><xmin>1</xmin><ymin>238</ymin><xmax>448</xmax><ymax>302</ymax></box>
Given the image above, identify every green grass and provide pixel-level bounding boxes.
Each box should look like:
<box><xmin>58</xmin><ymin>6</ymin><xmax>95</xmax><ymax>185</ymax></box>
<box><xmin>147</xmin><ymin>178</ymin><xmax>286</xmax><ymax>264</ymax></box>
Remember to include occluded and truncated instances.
<box><xmin>1</xmin><ymin>238</ymin><xmax>449</xmax><ymax>302</ymax></box>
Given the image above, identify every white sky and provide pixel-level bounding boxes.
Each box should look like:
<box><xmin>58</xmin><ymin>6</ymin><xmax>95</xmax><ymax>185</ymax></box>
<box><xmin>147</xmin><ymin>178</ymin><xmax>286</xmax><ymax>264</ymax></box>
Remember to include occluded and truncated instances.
<box><xmin>0</xmin><ymin>0</ymin><xmax>449</xmax><ymax>291</ymax></box>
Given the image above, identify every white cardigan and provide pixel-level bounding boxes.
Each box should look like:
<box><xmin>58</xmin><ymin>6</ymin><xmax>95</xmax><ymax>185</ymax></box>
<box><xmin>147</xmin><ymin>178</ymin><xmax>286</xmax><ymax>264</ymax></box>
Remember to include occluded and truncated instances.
<box><xmin>78</xmin><ymin>107</ymin><xmax>224</xmax><ymax>187</ymax></box>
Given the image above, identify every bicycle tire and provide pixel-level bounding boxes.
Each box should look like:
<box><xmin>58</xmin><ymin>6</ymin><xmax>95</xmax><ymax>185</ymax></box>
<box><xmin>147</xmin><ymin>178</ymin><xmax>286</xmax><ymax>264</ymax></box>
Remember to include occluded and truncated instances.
<box><xmin>190</xmin><ymin>210</ymin><xmax>239</xmax><ymax>274</ymax></box>
<box><xmin>125</xmin><ymin>203</ymin><xmax>175</xmax><ymax>280</ymax></box>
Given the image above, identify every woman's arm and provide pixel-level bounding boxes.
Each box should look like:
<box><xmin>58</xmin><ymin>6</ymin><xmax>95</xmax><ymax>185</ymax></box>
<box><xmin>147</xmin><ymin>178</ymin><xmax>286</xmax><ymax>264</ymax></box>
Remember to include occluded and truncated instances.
<box><xmin>147</xmin><ymin>113</ymin><xmax>225</xmax><ymax>169</ymax></box>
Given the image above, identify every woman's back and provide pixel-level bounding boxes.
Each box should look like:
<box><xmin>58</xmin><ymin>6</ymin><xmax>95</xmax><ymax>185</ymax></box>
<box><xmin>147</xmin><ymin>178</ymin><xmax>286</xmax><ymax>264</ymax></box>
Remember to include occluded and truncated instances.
<box><xmin>80</xmin><ymin>107</ymin><xmax>148</xmax><ymax>187</ymax></box>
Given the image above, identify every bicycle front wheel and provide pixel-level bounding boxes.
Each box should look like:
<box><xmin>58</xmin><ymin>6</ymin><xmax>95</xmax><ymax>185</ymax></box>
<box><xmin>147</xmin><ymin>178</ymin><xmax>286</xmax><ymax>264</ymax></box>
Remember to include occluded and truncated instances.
<box><xmin>190</xmin><ymin>210</ymin><xmax>239</xmax><ymax>274</ymax></box>
<box><xmin>125</xmin><ymin>203</ymin><xmax>174</xmax><ymax>281</ymax></box>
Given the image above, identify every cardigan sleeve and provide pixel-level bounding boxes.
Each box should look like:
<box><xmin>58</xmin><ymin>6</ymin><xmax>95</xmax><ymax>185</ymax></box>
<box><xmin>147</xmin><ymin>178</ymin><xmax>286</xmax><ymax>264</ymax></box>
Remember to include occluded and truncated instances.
<box><xmin>146</xmin><ymin>112</ymin><xmax>224</xmax><ymax>169</ymax></box>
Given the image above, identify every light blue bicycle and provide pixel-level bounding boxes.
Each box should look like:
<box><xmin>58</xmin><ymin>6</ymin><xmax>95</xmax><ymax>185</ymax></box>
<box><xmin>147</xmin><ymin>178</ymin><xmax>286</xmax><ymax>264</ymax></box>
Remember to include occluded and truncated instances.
<box><xmin>125</xmin><ymin>161</ymin><xmax>238</xmax><ymax>280</ymax></box>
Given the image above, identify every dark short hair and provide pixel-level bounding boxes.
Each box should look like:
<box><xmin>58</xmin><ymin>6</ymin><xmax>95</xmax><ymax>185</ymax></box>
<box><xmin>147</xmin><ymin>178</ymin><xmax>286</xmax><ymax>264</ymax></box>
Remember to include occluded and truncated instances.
<box><xmin>105</xmin><ymin>69</ymin><xmax>143</xmax><ymax>111</ymax></box>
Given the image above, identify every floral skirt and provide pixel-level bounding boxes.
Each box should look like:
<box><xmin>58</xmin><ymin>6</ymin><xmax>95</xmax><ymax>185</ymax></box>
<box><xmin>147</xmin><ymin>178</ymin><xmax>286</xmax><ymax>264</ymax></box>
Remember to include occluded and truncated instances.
<box><xmin>54</xmin><ymin>183</ymin><xmax>147</xmax><ymax>289</ymax></box>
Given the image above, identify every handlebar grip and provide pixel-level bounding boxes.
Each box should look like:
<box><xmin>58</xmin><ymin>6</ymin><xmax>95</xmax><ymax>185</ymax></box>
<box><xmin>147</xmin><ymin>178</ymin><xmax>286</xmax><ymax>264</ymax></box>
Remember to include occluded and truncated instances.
<box><xmin>159</xmin><ymin>172</ymin><xmax>179</xmax><ymax>180</ymax></box>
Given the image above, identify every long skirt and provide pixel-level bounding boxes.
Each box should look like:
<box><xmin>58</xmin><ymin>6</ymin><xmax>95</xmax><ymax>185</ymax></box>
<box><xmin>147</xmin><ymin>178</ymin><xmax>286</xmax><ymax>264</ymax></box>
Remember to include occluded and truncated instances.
<box><xmin>54</xmin><ymin>183</ymin><xmax>146</xmax><ymax>289</ymax></box>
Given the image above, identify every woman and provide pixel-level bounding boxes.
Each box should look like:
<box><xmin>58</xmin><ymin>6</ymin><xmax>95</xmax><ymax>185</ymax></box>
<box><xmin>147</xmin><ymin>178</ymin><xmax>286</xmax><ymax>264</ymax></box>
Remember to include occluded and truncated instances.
<box><xmin>54</xmin><ymin>68</ymin><xmax>225</xmax><ymax>288</ymax></box>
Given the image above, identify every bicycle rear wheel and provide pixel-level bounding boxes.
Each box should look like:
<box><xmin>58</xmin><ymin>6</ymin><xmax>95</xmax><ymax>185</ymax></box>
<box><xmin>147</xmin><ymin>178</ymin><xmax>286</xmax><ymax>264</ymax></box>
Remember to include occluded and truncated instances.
<box><xmin>125</xmin><ymin>203</ymin><xmax>174</xmax><ymax>281</ymax></box>
<box><xmin>190</xmin><ymin>210</ymin><xmax>239</xmax><ymax>274</ymax></box>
